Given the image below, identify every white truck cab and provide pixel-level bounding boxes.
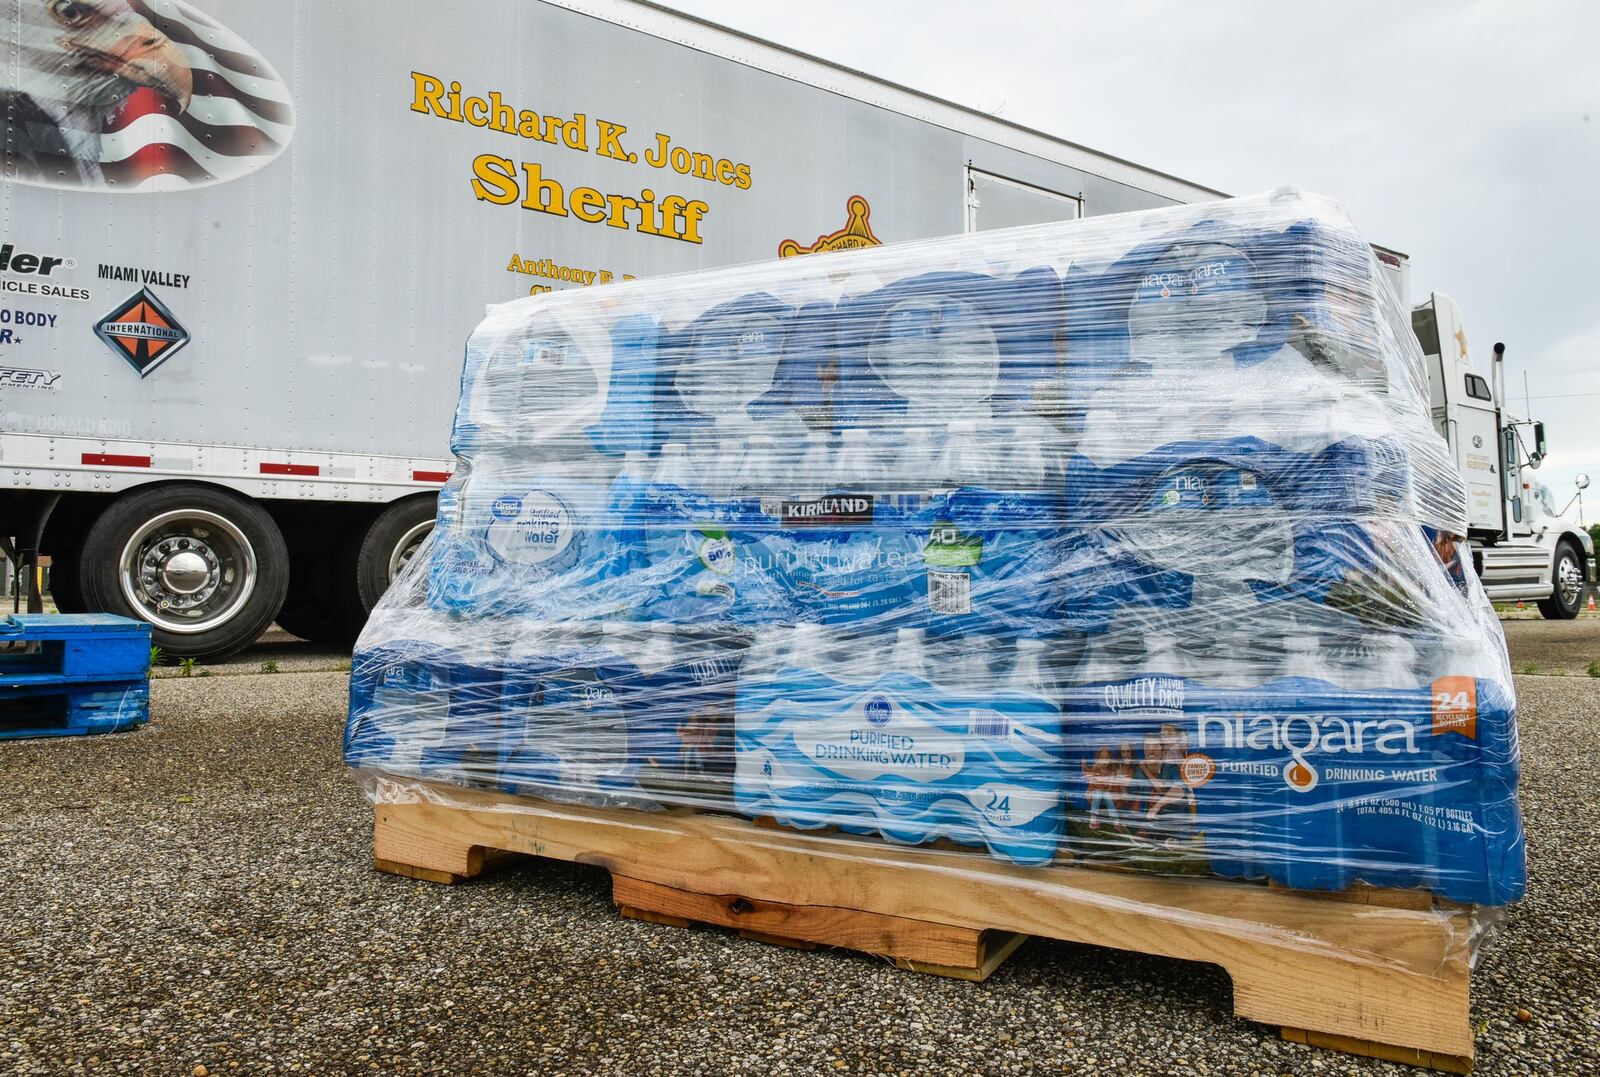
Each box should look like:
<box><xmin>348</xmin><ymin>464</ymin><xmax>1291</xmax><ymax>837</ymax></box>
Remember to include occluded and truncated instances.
<box><xmin>1412</xmin><ymin>292</ymin><xmax>1593</xmax><ymax>617</ymax></box>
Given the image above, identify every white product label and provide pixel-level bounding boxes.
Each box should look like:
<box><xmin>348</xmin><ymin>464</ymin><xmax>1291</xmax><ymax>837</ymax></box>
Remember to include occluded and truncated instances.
<box><xmin>796</xmin><ymin>692</ymin><xmax>965</xmax><ymax>782</ymax></box>
<box><xmin>485</xmin><ymin>490</ymin><xmax>575</xmax><ymax>566</ymax></box>
<box><xmin>698</xmin><ymin>534</ymin><xmax>736</xmax><ymax>575</ymax></box>
<box><xmin>964</xmin><ymin>782</ymin><xmax>1058</xmax><ymax>829</ymax></box>
<box><xmin>928</xmin><ymin>569</ymin><xmax>971</xmax><ymax>614</ymax></box>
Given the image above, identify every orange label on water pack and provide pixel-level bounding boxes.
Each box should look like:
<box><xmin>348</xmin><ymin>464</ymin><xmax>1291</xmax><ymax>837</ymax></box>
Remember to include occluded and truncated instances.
<box><xmin>1431</xmin><ymin>676</ymin><xmax>1478</xmax><ymax>739</ymax></box>
<box><xmin>1180</xmin><ymin>753</ymin><xmax>1216</xmax><ymax>788</ymax></box>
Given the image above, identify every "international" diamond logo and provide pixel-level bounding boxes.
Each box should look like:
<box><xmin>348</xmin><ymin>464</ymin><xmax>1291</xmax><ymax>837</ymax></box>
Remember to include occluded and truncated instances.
<box><xmin>95</xmin><ymin>288</ymin><xmax>190</xmax><ymax>377</ymax></box>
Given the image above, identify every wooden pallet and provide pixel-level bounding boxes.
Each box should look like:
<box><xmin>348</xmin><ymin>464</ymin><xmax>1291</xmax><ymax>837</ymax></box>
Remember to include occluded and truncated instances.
<box><xmin>614</xmin><ymin>875</ymin><xmax>1029</xmax><ymax>981</ymax></box>
<box><xmin>371</xmin><ymin>783</ymin><xmax>1477</xmax><ymax>1073</ymax></box>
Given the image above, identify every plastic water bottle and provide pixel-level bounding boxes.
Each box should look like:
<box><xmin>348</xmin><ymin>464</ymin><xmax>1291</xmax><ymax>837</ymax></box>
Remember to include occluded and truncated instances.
<box><xmin>599</xmin><ymin>620</ymin><xmax>680</xmax><ymax>795</ymax></box>
<box><xmin>686</xmin><ymin>435</ymin><xmax>721</xmax><ymax>491</ymax></box>
<box><xmin>1327</xmin><ymin>633</ymin><xmax>1419</xmax><ymax>690</ymax></box>
<box><xmin>653</xmin><ymin>441</ymin><xmax>691</xmax><ymax>490</ymax></box>
<box><xmin>936</xmin><ymin>419</ymin><xmax>987</xmax><ymax>490</ymax></box>
<box><xmin>603</xmin><ymin>619</ymin><xmax>676</xmax><ymax>680</ymax></box>
<box><xmin>889</xmin><ymin>627</ymin><xmax>929</xmax><ymax>678</ymax></box>
<box><xmin>788</xmin><ymin>621</ymin><xmax>826</xmax><ymax>675</ymax></box>
<box><xmin>733</xmin><ymin>434</ymin><xmax>778</xmax><ymax>497</ymax></box>
<box><xmin>1280</xmin><ymin>634</ymin><xmax>1326</xmax><ymax>681</ymax></box>
<box><xmin>1139</xmin><ymin>630</ymin><xmax>1196</xmax><ymax>680</ymax></box>
<box><xmin>798</xmin><ymin>431</ymin><xmax>835</xmax><ymax>498</ymax></box>
<box><xmin>616</xmin><ymin>449</ymin><xmax>650</xmax><ymax>486</ymax></box>
<box><xmin>941</xmin><ymin>634</ymin><xmax>996</xmax><ymax>695</ymax></box>
<box><xmin>609</xmin><ymin>450</ymin><xmax>653</xmax><ymax>578</ymax></box>
<box><xmin>743</xmin><ymin>625</ymin><xmax>792</xmax><ymax>679</ymax></box>
<box><xmin>897</xmin><ymin>427</ymin><xmax>937</xmax><ymax>492</ymax></box>
<box><xmin>1007</xmin><ymin>637</ymin><xmax>1053</xmax><ymax>696</ymax></box>
<box><xmin>704</xmin><ymin>437</ymin><xmax>742</xmax><ymax>500</ymax></box>
<box><xmin>1006</xmin><ymin>425</ymin><xmax>1051</xmax><ymax>492</ymax></box>
<box><xmin>819</xmin><ymin>626</ymin><xmax>876</xmax><ymax>687</ymax></box>
<box><xmin>1064</xmin><ymin>631</ymin><xmax>1120</xmax><ymax>687</ymax></box>
<box><xmin>1204</xmin><ymin>623</ymin><xmax>1266</xmax><ymax>689</ymax></box>
<box><xmin>833</xmin><ymin>427</ymin><xmax>875</xmax><ymax>492</ymax></box>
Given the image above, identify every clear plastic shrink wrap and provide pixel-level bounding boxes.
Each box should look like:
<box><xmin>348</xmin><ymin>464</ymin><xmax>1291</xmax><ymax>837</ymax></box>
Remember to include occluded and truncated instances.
<box><xmin>346</xmin><ymin>188</ymin><xmax>1524</xmax><ymax>919</ymax></box>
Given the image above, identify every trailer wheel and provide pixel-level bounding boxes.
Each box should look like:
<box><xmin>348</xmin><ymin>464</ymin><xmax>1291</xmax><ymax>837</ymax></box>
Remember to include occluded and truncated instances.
<box><xmin>47</xmin><ymin>547</ymin><xmax>86</xmax><ymax>613</ymax></box>
<box><xmin>354</xmin><ymin>496</ymin><xmax>436</xmax><ymax>613</ymax></box>
<box><xmin>276</xmin><ymin>545</ymin><xmax>364</xmax><ymax>647</ymax></box>
<box><xmin>1537</xmin><ymin>541</ymin><xmax>1586</xmax><ymax>620</ymax></box>
<box><xmin>78</xmin><ymin>485</ymin><xmax>290</xmax><ymax>660</ymax></box>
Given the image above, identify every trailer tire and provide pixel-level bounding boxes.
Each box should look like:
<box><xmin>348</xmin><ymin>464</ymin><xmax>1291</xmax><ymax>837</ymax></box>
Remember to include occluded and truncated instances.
<box><xmin>78</xmin><ymin>485</ymin><xmax>290</xmax><ymax>660</ymax></box>
<box><xmin>1537</xmin><ymin>541</ymin><xmax>1586</xmax><ymax>620</ymax></box>
<box><xmin>47</xmin><ymin>547</ymin><xmax>86</xmax><ymax>613</ymax></box>
<box><xmin>276</xmin><ymin>545</ymin><xmax>364</xmax><ymax>648</ymax></box>
<box><xmin>354</xmin><ymin>496</ymin><xmax>436</xmax><ymax>613</ymax></box>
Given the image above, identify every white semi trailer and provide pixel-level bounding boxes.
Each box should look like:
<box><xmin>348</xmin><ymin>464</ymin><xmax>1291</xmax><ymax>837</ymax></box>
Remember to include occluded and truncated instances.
<box><xmin>0</xmin><ymin>0</ymin><xmax>1584</xmax><ymax>657</ymax></box>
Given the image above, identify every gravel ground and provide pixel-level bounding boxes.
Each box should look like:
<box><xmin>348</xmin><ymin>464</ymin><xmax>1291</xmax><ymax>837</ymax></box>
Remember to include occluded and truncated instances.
<box><xmin>1494</xmin><ymin>615</ymin><xmax>1600</xmax><ymax>676</ymax></box>
<box><xmin>2</xmin><ymin>660</ymin><xmax>1597</xmax><ymax>1074</ymax></box>
<box><xmin>150</xmin><ymin>629</ymin><xmax>350</xmax><ymax>679</ymax></box>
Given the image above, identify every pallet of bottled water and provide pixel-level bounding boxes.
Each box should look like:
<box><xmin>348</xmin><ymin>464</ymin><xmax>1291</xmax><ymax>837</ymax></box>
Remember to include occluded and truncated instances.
<box><xmin>345</xmin><ymin>187</ymin><xmax>1523</xmax><ymax>909</ymax></box>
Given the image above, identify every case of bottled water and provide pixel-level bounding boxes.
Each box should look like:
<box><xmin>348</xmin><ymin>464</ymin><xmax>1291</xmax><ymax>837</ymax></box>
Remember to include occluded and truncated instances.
<box><xmin>347</xmin><ymin>188</ymin><xmax>1522</xmax><ymax>909</ymax></box>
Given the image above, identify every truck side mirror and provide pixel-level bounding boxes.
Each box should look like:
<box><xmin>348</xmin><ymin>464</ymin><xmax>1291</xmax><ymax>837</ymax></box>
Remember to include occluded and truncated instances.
<box><xmin>1578</xmin><ymin>474</ymin><xmax>1591</xmax><ymax>491</ymax></box>
<box><xmin>1534</xmin><ymin>421</ymin><xmax>1547</xmax><ymax>459</ymax></box>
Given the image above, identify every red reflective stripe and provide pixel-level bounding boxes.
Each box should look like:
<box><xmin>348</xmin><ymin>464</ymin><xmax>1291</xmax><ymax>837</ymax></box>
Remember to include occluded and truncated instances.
<box><xmin>260</xmin><ymin>462</ymin><xmax>319</xmax><ymax>476</ymax></box>
<box><xmin>81</xmin><ymin>453</ymin><xmax>152</xmax><ymax>468</ymax></box>
<box><xmin>412</xmin><ymin>470</ymin><xmax>451</xmax><ymax>483</ymax></box>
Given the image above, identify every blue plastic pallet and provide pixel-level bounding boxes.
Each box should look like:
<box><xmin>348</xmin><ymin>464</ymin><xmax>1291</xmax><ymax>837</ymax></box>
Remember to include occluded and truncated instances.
<box><xmin>0</xmin><ymin>613</ymin><xmax>152</xmax><ymax>688</ymax></box>
<box><xmin>0</xmin><ymin>614</ymin><xmax>152</xmax><ymax>737</ymax></box>
<box><xmin>0</xmin><ymin>679</ymin><xmax>150</xmax><ymax>738</ymax></box>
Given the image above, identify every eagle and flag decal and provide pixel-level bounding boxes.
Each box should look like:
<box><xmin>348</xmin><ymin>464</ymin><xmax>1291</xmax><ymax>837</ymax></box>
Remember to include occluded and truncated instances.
<box><xmin>2</xmin><ymin>0</ymin><xmax>295</xmax><ymax>191</ymax></box>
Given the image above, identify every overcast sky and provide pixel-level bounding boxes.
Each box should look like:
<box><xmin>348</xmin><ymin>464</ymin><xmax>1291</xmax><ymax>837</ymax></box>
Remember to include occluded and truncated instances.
<box><xmin>661</xmin><ymin>0</ymin><xmax>1600</xmax><ymax>519</ymax></box>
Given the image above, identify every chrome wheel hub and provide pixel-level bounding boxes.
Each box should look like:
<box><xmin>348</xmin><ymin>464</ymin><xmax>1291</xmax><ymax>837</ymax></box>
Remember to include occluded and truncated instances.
<box><xmin>387</xmin><ymin>520</ymin><xmax>433</xmax><ymax>583</ymax></box>
<box><xmin>158</xmin><ymin>548</ymin><xmax>214</xmax><ymax>596</ymax></box>
<box><xmin>1558</xmin><ymin>556</ymin><xmax>1584</xmax><ymax>607</ymax></box>
<box><xmin>120</xmin><ymin>509</ymin><xmax>257</xmax><ymax>634</ymax></box>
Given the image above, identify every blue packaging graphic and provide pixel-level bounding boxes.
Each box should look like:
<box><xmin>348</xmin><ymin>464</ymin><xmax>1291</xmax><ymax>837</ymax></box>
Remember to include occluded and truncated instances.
<box><xmin>915</xmin><ymin>489</ymin><xmax>1068</xmax><ymax>639</ymax></box>
<box><xmin>345</xmin><ymin>635</ymin><xmax>504</xmax><ymax>785</ymax></box>
<box><xmin>830</xmin><ymin>267</ymin><xmax>1062</xmax><ymax>425</ymax></box>
<box><xmin>1062</xmin><ymin>671</ymin><xmax>1523</xmax><ymax>905</ymax></box>
<box><xmin>496</xmin><ymin>624</ymin><xmax>644</xmax><ymax>807</ymax></box>
<box><xmin>619</xmin><ymin>627</ymin><xmax>748</xmax><ymax>799</ymax></box>
<box><xmin>429</xmin><ymin>475</ymin><xmax>630</xmax><ymax>619</ymax></box>
<box><xmin>635</xmin><ymin>487</ymin><xmax>1069</xmax><ymax>635</ymax></box>
<box><xmin>1065</xmin><ymin>436</ymin><xmax>1411</xmax><ymax>525</ymax></box>
<box><xmin>776</xmin><ymin>494</ymin><xmax>935</xmax><ymax>628</ymax></box>
<box><xmin>736</xmin><ymin>663</ymin><xmax>1063</xmax><ymax>866</ymax></box>
<box><xmin>634</xmin><ymin>485</ymin><xmax>799</xmax><ymax>627</ymax></box>
<box><xmin>586</xmin><ymin>314</ymin><xmax>663</xmax><ymax>457</ymax></box>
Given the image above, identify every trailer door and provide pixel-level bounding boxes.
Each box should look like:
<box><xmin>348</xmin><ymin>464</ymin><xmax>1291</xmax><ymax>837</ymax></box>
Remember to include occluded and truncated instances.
<box><xmin>965</xmin><ymin>168</ymin><xmax>1080</xmax><ymax>232</ymax></box>
<box><xmin>1415</xmin><ymin>294</ymin><xmax>1504</xmax><ymax>535</ymax></box>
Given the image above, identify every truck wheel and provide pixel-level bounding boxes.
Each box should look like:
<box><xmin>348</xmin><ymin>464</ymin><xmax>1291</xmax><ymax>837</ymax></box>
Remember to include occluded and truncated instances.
<box><xmin>78</xmin><ymin>485</ymin><xmax>290</xmax><ymax>660</ymax></box>
<box><xmin>47</xmin><ymin>547</ymin><xmax>86</xmax><ymax>613</ymax></box>
<box><xmin>276</xmin><ymin>548</ymin><xmax>363</xmax><ymax>647</ymax></box>
<box><xmin>354</xmin><ymin>496</ymin><xmax>436</xmax><ymax>613</ymax></box>
<box><xmin>1537</xmin><ymin>541</ymin><xmax>1586</xmax><ymax>620</ymax></box>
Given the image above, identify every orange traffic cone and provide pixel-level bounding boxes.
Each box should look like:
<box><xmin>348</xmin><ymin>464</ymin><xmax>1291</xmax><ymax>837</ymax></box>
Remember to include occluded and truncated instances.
<box><xmin>1588</xmin><ymin>593</ymin><xmax>1596</xmax><ymax>612</ymax></box>
<box><xmin>1516</xmin><ymin>599</ymin><xmax>1525</xmax><ymax>610</ymax></box>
